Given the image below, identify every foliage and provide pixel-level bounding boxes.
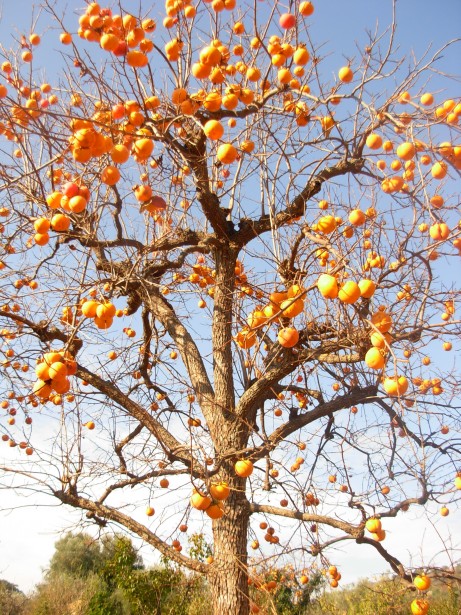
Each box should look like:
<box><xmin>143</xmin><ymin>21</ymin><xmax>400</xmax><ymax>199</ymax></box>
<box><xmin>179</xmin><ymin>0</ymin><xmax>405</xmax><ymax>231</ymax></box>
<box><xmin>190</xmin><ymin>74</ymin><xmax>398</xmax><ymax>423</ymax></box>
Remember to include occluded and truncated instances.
<box><xmin>0</xmin><ymin>579</ymin><xmax>28</xmax><ymax>615</ymax></box>
<box><xmin>250</xmin><ymin>565</ymin><xmax>326</xmax><ymax>615</ymax></box>
<box><xmin>188</xmin><ymin>533</ymin><xmax>213</xmax><ymax>562</ymax></box>
<box><xmin>27</xmin><ymin>573</ymin><xmax>100</xmax><ymax>615</ymax></box>
<box><xmin>306</xmin><ymin>574</ymin><xmax>461</xmax><ymax>615</ymax></box>
<box><xmin>28</xmin><ymin>532</ymin><xmax>210</xmax><ymax>615</ymax></box>
<box><xmin>0</xmin><ymin>0</ymin><xmax>459</xmax><ymax>613</ymax></box>
<box><xmin>46</xmin><ymin>533</ymin><xmax>105</xmax><ymax>579</ymax></box>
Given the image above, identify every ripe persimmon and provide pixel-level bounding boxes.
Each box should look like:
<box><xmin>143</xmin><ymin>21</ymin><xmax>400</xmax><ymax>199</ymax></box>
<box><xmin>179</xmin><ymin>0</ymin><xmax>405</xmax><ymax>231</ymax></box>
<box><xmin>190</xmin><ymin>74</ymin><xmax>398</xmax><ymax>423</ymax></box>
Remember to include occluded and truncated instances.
<box><xmin>366</xmin><ymin>133</ymin><xmax>382</xmax><ymax>149</ymax></box>
<box><xmin>299</xmin><ymin>1</ymin><xmax>314</xmax><ymax>16</ymax></box>
<box><xmin>204</xmin><ymin>119</ymin><xmax>224</xmax><ymax>140</ymax></box>
<box><xmin>317</xmin><ymin>274</ymin><xmax>338</xmax><ymax>299</ymax></box>
<box><xmin>365</xmin><ymin>347</ymin><xmax>385</xmax><ymax>369</ymax></box>
<box><xmin>338</xmin><ymin>66</ymin><xmax>353</xmax><ymax>83</ymax></box>
<box><xmin>338</xmin><ymin>281</ymin><xmax>361</xmax><ymax>304</ymax></box>
<box><xmin>279</xmin><ymin>13</ymin><xmax>296</xmax><ymax>29</ymax></box>
<box><xmin>277</xmin><ymin>327</ymin><xmax>299</xmax><ymax>348</ymax></box>
<box><xmin>382</xmin><ymin>375</ymin><xmax>409</xmax><ymax>397</ymax></box>
<box><xmin>190</xmin><ymin>491</ymin><xmax>212</xmax><ymax>510</ymax></box>
<box><xmin>51</xmin><ymin>214</ymin><xmax>71</xmax><ymax>232</ymax></box>
<box><xmin>210</xmin><ymin>482</ymin><xmax>230</xmax><ymax>500</ymax></box>
<box><xmin>205</xmin><ymin>503</ymin><xmax>224</xmax><ymax>519</ymax></box>
<box><xmin>235</xmin><ymin>459</ymin><xmax>253</xmax><ymax>477</ymax></box>
<box><xmin>217</xmin><ymin>143</ymin><xmax>238</xmax><ymax>164</ymax></box>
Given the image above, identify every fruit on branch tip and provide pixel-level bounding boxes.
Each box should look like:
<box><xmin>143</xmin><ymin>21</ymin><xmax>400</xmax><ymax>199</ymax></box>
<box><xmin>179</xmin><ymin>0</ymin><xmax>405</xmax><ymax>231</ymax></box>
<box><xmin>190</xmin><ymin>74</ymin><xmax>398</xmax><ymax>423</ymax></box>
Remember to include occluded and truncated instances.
<box><xmin>382</xmin><ymin>375</ymin><xmax>409</xmax><ymax>397</ymax></box>
<box><xmin>338</xmin><ymin>66</ymin><xmax>353</xmax><ymax>83</ymax></box>
<box><xmin>413</xmin><ymin>574</ymin><xmax>431</xmax><ymax>591</ymax></box>
<box><xmin>317</xmin><ymin>273</ymin><xmax>338</xmax><ymax>299</ymax></box>
<box><xmin>279</xmin><ymin>13</ymin><xmax>296</xmax><ymax>29</ymax></box>
<box><xmin>410</xmin><ymin>599</ymin><xmax>429</xmax><ymax>615</ymax></box>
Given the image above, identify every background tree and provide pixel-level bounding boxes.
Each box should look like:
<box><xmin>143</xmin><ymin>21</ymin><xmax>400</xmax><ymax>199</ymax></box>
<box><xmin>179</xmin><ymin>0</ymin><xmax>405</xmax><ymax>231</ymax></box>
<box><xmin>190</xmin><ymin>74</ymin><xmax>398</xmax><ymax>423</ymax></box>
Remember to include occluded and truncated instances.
<box><xmin>29</xmin><ymin>532</ymin><xmax>203</xmax><ymax>614</ymax></box>
<box><xmin>0</xmin><ymin>579</ymin><xmax>28</xmax><ymax>615</ymax></box>
<box><xmin>46</xmin><ymin>533</ymin><xmax>105</xmax><ymax>579</ymax></box>
<box><xmin>0</xmin><ymin>1</ymin><xmax>460</xmax><ymax>614</ymax></box>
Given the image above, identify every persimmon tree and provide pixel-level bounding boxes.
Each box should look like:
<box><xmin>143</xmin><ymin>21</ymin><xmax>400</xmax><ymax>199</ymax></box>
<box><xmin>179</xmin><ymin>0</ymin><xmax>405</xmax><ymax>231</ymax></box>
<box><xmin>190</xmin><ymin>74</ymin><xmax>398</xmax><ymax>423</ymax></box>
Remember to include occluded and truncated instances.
<box><xmin>0</xmin><ymin>1</ymin><xmax>460</xmax><ymax>613</ymax></box>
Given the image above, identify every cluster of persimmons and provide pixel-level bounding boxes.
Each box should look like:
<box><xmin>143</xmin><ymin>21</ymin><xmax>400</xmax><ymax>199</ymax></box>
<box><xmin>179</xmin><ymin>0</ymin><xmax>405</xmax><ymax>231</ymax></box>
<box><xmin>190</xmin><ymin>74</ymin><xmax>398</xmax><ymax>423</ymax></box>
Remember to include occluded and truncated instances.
<box><xmin>0</xmin><ymin>1</ymin><xmax>459</xmax><ymax>613</ymax></box>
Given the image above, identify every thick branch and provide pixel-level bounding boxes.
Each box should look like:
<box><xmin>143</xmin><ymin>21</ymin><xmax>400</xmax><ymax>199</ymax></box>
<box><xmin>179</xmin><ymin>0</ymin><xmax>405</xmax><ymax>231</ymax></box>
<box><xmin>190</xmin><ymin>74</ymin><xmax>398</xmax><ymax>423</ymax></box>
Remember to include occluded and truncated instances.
<box><xmin>54</xmin><ymin>490</ymin><xmax>207</xmax><ymax>574</ymax></box>
<box><xmin>77</xmin><ymin>365</ymin><xmax>204</xmax><ymax>475</ymax></box>
<box><xmin>253</xmin><ymin>385</ymin><xmax>379</xmax><ymax>461</ymax></box>
<box><xmin>143</xmin><ymin>291</ymin><xmax>216</xmax><ymax>424</ymax></box>
<box><xmin>249</xmin><ymin>502</ymin><xmax>362</xmax><ymax>537</ymax></box>
<box><xmin>356</xmin><ymin>536</ymin><xmax>411</xmax><ymax>580</ymax></box>
<box><xmin>235</xmin><ymin>156</ymin><xmax>365</xmax><ymax>246</ymax></box>
<box><xmin>0</xmin><ymin>310</ymin><xmax>82</xmax><ymax>356</ymax></box>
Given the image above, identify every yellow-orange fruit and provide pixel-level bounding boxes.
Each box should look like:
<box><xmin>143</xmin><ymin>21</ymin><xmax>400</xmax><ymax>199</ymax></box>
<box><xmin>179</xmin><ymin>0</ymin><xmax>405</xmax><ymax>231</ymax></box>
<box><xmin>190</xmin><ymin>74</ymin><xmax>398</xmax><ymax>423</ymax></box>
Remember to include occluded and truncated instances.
<box><xmin>366</xmin><ymin>133</ymin><xmax>383</xmax><ymax>149</ymax></box>
<box><xmin>204</xmin><ymin>119</ymin><xmax>224</xmax><ymax>140</ymax></box>
<box><xmin>358</xmin><ymin>279</ymin><xmax>376</xmax><ymax>298</ymax></box>
<box><xmin>210</xmin><ymin>482</ymin><xmax>230</xmax><ymax>500</ymax></box>
<box><xmin>205</xmin><ymin>503</ymin><xmax>224</xmax><ymax>519</ymax></box>
<box><xmin>190</xmin><ymin>491</ymin><xmax>212</xmax><ymax>510</ymax></box>
<box><xmin>317</xmin><ymin>215</ymin><xmax>337</xmax><ymax>234</ymax></box>
<box><xmin>280</xmin><ymin>297</ymin><xmax>304</xmax><ymax>319</ymax></box>
<box><xmin>277</xmin><ymin>327</ymin><xmax>299</xmax><ymax>348</ymax></box>
<box><xmin>234</xmin><ymin>459</ymin><xmax>253</xmax><ymax>477</ymax></box>
<box><xmin>382</xmin><ymin>375</ymin><xmax>409</xmax><ymax>397</ymax></box>
<box><xmin>413</xmin><ymin>575</ymin><xmax>431</xmax><ymax>591</ymax></box>
<box><xmin>338</xmin><ymin>281</ymin><xmax>361</xmax><ymax>304</ymax></box>
<box><xmin>348</xmin><ymin>209</ymin><xmax>366</xmax><ymax>226</ymax></box>
<box><xmin>370</xmin><ymin>331</ymin><xmax>391</xmax><ymax>349</ymax></box>
<box><xmin>364</xmin><ymin>347</ymin><xmax>385</xmax><ymax>369</ymax></box>
<box><xmin>338</xmin><ymin>66</ymin><xmax>353</xmax><ymax>83</ymax></box>
<box><xmin>51</xmin><ymin>214</ymin><xmax>71</xmax><ymax>232</ymax></box>
<box><xmin>317</xmin><ymin>274</ymin><xmax>338</xmax><ymax>299</ymax></box>
<box><xmin>365</xmin><ymin>517</ymin><xmax>382</xmax><ymax>533</ymax></box>
<box><xmin>410</xmin><ymin>599</ymin><xmax>429</xmax><ymax>615</ymax></box>
<box><xmin>217</xmin><ymin>143</ymin><xmax>238</xmax><ymax>164</ymax></box>
<box><xmin>371</xmin><ymin>311</ymin><xmax>392</xmax><ymax>333</ymax></box>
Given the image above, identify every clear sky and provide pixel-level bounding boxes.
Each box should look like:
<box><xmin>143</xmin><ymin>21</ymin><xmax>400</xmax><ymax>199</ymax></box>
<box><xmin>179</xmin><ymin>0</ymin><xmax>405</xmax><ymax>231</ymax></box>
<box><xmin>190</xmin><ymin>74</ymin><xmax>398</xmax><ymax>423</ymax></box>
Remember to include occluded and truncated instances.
<box><xmin>0</xmin><ymin>0</ymin><xmax>460</xmax><ymax>595</ymax></box>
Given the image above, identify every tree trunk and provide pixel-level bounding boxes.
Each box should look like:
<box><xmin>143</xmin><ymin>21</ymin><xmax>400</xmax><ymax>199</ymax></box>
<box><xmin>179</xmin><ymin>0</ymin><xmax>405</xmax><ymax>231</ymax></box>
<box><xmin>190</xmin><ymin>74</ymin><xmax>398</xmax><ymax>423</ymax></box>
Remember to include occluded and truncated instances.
<box><xmin>210</xmin><ymin>485</ymin><xmax>250</xmax><ymax>615</ymax></box>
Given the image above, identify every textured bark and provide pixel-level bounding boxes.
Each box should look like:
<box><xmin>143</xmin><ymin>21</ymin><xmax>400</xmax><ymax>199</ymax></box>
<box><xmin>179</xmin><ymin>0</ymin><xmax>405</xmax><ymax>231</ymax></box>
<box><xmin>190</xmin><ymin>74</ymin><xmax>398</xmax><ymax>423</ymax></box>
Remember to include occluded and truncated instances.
<box><xmin>211</xmin><ymin>246</ymin><xmax>238</xmax><ymax>421</ymax></box>
<box><xmin>209</xmin><ymin>486</ymin><xmax>250</xmax><ymax>615</ymax></box>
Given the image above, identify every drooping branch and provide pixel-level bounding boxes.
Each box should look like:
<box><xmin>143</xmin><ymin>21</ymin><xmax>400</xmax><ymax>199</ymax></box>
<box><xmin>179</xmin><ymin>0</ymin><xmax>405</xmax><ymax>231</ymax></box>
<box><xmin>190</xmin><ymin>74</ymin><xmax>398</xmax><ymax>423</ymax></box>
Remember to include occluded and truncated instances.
<box><xmin>53</xmin><ymin>489</ymin><xmax>208</xmax><ymax>574</ymax></box>
<box><xmin>0</xmin><ymin>309</ymin><xmax>83</xmax><ymax>357</ymax></box>
<box><xmin>356</xmin><ymin>536</ymin><xmax>411</xmax><ymax>581</ymax></box>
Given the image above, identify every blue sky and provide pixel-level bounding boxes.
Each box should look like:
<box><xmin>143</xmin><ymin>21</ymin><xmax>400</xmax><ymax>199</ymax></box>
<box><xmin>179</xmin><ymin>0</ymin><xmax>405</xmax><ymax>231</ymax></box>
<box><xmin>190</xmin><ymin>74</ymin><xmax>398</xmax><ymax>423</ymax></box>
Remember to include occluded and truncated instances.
<box><xmin>0</xmin><ymin>0</ymin><xmax>460</xmax><ymax>595</ymax></box>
